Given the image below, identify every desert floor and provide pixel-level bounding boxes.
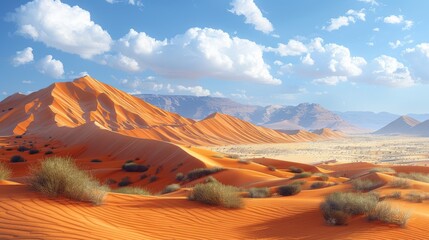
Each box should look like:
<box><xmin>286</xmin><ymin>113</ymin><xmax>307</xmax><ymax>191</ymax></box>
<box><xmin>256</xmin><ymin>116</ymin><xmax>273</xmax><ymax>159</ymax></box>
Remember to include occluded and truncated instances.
<box><xmin>206</xmin><ymin>135</ymin><xmax>429</xmax><ymax>165</ymax></box>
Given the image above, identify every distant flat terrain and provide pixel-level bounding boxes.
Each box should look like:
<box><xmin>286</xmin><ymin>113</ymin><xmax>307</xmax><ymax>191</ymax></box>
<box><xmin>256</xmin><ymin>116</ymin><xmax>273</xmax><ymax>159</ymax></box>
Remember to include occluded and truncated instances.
<box><xmin>207</xmin><ymin>135</ymin><xmax>429</xmax><ymax>165</ymax></box>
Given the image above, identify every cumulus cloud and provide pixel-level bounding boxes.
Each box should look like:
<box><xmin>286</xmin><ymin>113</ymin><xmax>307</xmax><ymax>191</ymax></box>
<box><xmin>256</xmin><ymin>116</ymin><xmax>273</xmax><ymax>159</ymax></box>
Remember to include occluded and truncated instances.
<box><xmin>107</xmin><ymin>27</ymin><xmax>280</xmax><ymax>85</ymax></box>
<box><xmin>404</xmin><ymin>43</ymin><xmax>429</xmax><ymax>83</ymax></box>
<box><xmin>36</xmin><ymin>55</ymin><xmax>64</xmax><ymax>79</ymax></box>
<box><xmin>313</xmin><ymin>76</ymin><xmax>347</xmax><ymax>85</ymax></box>
<box><xmin>360</xmin><ymin>55</ymin><xmax>415</xmax><ymax>87</ymax></box>
<box><xmin>229</xmin><ymin>0</ymin><xmax>274</xmax><ymax>34</ymax></box>
<box><xmin>358</xmin><ymin>0</ymin><xmax>378</xmax><ymax>5</ymax></box>
<box><xmin>12</xmin><ymin>47</ymin><xmax>34</xmax><ymax>66</ymax></box>
<box><xmin>383</xmin><ymin>15</ymin><xmax>413</xmax><ymax>30</ymax></box>
<box><xmin>9</xmin><ymin>0</ymin><xmax>112</xmax><ymax>59</ymax></box>
<box><xmin>176</xmin><ymin>85</ymin><xmax>211</xmax><ymax>96</ymax></box>
<box><xmin>267</xmin><ymin>39</ymin><xmax>308</xmax><ymax>56</ymax></box>
<box><xmin>389</xmin><ymin>40</ymin><xmax>401</xmax><ymax>49</ymax></box>
<box><xmin>323</xmin><ymin>9</ymin><xmax>365</xmax><ymax>31</ymax></box>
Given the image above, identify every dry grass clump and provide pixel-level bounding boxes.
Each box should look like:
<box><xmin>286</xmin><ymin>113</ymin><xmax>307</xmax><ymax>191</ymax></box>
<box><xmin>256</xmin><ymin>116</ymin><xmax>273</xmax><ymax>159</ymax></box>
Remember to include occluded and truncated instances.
<box><xmin>369</xmin><ymin>167</ymin><xmax>396</xmax><ymax>174</ymax></box>
<box><xmin>293</xmin><ymin>172</ymin><xmax>312</xmax><ymax>179</ymax></box>
<box><xmin>405</xmin><ymin>191</ymin><xmax>427</xmax><ymax>203</ymax></box>
<box><xmin>350</xmin><ymin>179</ymin><xmax>382</xmax><ymax>192</ymax></box>
<box><xmin>314</xmin><ymin>172</ymin><xmax>329</xmax><ymax>181</ymax></box>
<box><xmin>389</xmin><ymin>178</ymin><xmax>411</xmax><ymax>189</ymax></box>
<box><xmin>185</xmin><ymin>167</ymin><xmax>224</xmax><ymax>182</ymax></box>
<box><xmin>0</xmin><ymin>162</ymin><xmax>11</xmax><ymax>180</ymax></box>
<box><xmin>398</xmin><ymin>172</ymin><xmax>429</xmax><ymax>183</ymax></box>
<box><xmin>238</xmin><ymin>159</ymin><xmax>252</xmax><ymax>164</ymax></box>
<box><xmin>386</xmin><ymin>191</ymin><xmax>402</xmax><ymax>199</ymax></box>
<box><xmin>310</xmin><ymin>181</ymin><xmax>327</xmax><ymax>189</ymax></box>
<box><xmin>188</xmin><ymin>181</ymin><xmax>243</xmax><ymax>208</ymax></box>
<box><xmin>277</xmin><ymin>183</ymin><xmax>302</xmax><ymax>196</ymax></box>
<box><xmin>367</xmin><ymin>202</ymin><xmax>410</xmax><ymax>227</ymax></box>
<box><xmin>247</xmin><ymin>187</ymin><xmax>271</xmax><ymax>198</ymax></box>
<box><xmin>267</xmin><ymin>165</ymin><xmax>276</xmax><ymax>171</ymax></box>
<box><xmin>113</xmin><ymin>186</ymin><xmax>151</xmax><ymax>195</ymax></box>
<box><xmin>161</xmin><ymin>184</ymin><xmax>181</xmax><ymax>194</ymax></box>
<box><xmin>28</xmin><ymin>157</ymin><xmax>107</xmax><ymax>205</ymax></box>
<box><xmin>289</xmin><ymin>166</ymin><xmax>304</xmax><ymax>173</ymax></box>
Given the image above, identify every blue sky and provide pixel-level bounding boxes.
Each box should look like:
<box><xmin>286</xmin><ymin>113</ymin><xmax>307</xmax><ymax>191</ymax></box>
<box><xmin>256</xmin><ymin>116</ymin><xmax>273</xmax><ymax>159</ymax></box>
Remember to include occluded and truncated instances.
<box><xmin>1</xmin><ymin>0</ymin><xmax>429</xmax><ymax>114</ymax></box>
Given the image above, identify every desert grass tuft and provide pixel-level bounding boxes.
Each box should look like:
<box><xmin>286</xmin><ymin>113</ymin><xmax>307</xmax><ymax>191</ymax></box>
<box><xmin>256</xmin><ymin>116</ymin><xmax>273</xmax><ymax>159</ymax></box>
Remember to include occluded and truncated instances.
<box><xmin>369</xmin><ymin>167</ymin><xmax>396</xmax><ymax>174</ymax></box>
<box><xmin>277</xmin><ymin>183</ymin><xmax>302</xmax><ymax>196</ymax></box>
<box><xmin>28</xmin><ymin>156</ymin><xmax>107</xmax><ymax>205</ymax></box>
<box><xmin>389</xmin><ymin>178</ymin><xmax>411</xmax><ymax>189</ymax></box>
<box><xmin>397</xmin><ymin>172</ymin><xmax>429</xmax><ymax>183</ymax></box>
<box><xmin>161</xmin><ymin>184</ymin><xmax>181</xmax><ymax>194</ymax></box>
<box><xmin>113</xmin><ymin>186</ymin><xmax>151</xmax><ymax>195</ymax></box>
<box><xmin>367</xmin><ymin>202</ymin><xmax>410</xmax><ymax>227</ymax></box>
<box><xmin>188</xmin><ymin>181</ymin><xmax>243</xmax><ymax>208</ymax></box>
<box><xmin>350</xmin><ymin>179</ymin><xmax>382</xmax><ymax>192</ymax></box>
<box><xmin>0</xmin><ymin>162</ymin><xmax>11</xmax><ymax>180</ymax></box>
<box><xmin>247</xmin><ymin>187</ymin><xmax>271</xmax><ymax>198</ymax></box>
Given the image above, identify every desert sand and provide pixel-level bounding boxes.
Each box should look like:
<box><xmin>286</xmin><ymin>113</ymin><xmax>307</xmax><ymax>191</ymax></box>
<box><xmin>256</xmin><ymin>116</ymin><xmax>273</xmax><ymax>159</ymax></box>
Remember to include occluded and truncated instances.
<box><xmin>1</xmin><ymin>76</ymin><xmax>429</xmax><ymax>239</ymax></box>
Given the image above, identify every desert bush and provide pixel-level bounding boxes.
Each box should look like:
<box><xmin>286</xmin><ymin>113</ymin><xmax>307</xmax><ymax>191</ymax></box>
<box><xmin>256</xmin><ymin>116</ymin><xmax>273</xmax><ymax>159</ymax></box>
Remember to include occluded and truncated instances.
<box><xmin>277</xmin><ymin>183</ymin><xmax>302</xmax><ymax>196</ymax></box>
<box><xmin>118</xmin><ymin>177</ymin><xmax>132</xmax><ymax>187</ymax></box>
<box><xmin>293</xmin><ymin>172</ymin><xmax>312</xmax><ymax>179</ymax></box>
<box><xmin>90</xmin><ymin>159</ymin><xmax>102</xmax><ymax>163</ymax></box>
<box><xmin>175</xmin><ymin>172</ymin><xmax>185</xmax><ymax>181</ymax></box>
<box><xmin>226</xmin><ymin>154</ymin><xmax>240</xmax><ymax>159</ymax></box>
<box><xmin>292</xmin><ymin>180</ymin><xmax>306</xmax><ymax>185</ymax></box>
<box><xmin>28</xmin><ymin>157</ymin><xmax>107</xmax><ymax>205</ymax></box>
<box><xmin>351</xmin><ymin>179</ymin><xmax>382</xmax><ymax>192</ymax></box>
<box><xmin>122</xmin><ymin>162</ymin><xmax>149</xmax><ymax>172</ymax></box>
<box><xmin>28</xmin><ymin>149</ymin><xmax>40</xmax><ymax>155</ymax></box>
<box><xmin>397</xmin><ymin>172</ymin><xmax>429</xmax><ymax>183</ymax></box>
<box><xmin>140</xmin><ymin>174</ymin><xmax>148</xmax><ymax>180</ymax></box>
<box><xmin>267</xmin><ymin>165</ymin><xmax>276</xmax><ymax>171</ymax></box>
<box><xmin>386</xmin><ymin>191</ymin><xmax>402</xmax><ymax>199</ymax></box>
<box><xmin>45</xmin><ymin>150</ymin><xmax>54</xmax><ymax>155</ymax></box>
<box><xmin>289</xmin><ymin>166</ymin><xmax>304</xmax><ymax>173</ymax></box>
<box><xmin>405</xmin><ymin>191</ymin><xmax>427</xmax><ymax>203</ymax></box>
<box><xmin>320</xmin><ymin>192</ymin><xmax>379</xmax><ymax>225</ymax></box>
<box><xmin>204</xmin><ymin>176</ymin><xmax>219</xmax><ymax>183</ymax></box>
<box><xmin>314</xmin><ymin>173</ymin><xmax>329</xmax><ymax>181</ymax></box>
<box><xmin>17</xmin><ymin>146</ymin><xmax>29</xmax><ymax>152</ymax></box>
<box><xmin>149</xmin><ymin>175</ymin><xmax>158</xmax><ymax>183</ymax></box>
<box><xmin>311</xmin><ymin>181</ymin><xmax>327</xmax><ymax>189</ymax></box>
<box><xmin>247</xmin><ymin>187</ymin><xmax>271</xmax><ymax>198</ymax></box>
<box><xmin>161</xmin><ymin>184</ymin><xmax>181</xmax><ymax>194</ymax></box>
<box><xmin>0</xmin><ymin>162</ymin><xmax>11</xmax><ymax>180</ymax></box>
<box><xmin>367</xmin><ymin>202</ymin><xmax>410</xmax><ymax>227</ymax></box>
<box><xmin>113</xmin><ymin>186</ymin><xmax>151</xmax><ymax>195</ymax></box>
<box><xmin>10</xmin><ymin>155</ymin><xmax>25</xmax><ymax>163</ymax></box>
<box><xmin>185</xmin><ymin>167</ymin><xmax>224</xmax><ymax>182</ymax></box>
<box><xmin>188</xmin><ymin>181</ymin><xmax>243</xmax><ymax>208</ymax></box>
<box><xmin>389</xmin><ymin>178</ymin><xmax>411</xmax><ymax>189</ymax></box>
<box><xmin>369</xmin><ymin>167</ymin><xmax>396</xmax><ymax>174</ymax></box>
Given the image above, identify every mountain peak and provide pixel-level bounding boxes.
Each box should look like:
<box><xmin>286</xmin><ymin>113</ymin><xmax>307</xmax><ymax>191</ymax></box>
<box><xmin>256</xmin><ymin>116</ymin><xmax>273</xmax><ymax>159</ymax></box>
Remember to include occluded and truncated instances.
<box><xmin>397</xmin><ymin>115</ymin><xmax>421</xmax><ymax>126</ymax></box>
<box><xmin>374</xmin><ymin>115</ymin><xmax>420</xmax><ymax>135</ymax></box>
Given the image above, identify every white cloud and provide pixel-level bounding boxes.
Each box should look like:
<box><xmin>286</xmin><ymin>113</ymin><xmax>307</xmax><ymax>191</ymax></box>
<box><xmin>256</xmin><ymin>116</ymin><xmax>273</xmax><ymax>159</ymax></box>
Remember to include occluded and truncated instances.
<box><xmin>389</xmin><ymin>40</ymin><xmax>401</xmax><ymax>49</ymax></box>
<box><xmin>360</xmin><ymin>55</ymin><xmax>415</xmax><ymax>87</ymax></box>
<box><xmin>301</xmin><ymin>53</ymin><xmax>314</xmax><ymax>65</ymax></box>
<box><xmin>313</xmin><ymin>76</ymin><xmax>347</xmax><ymax>85</ymax></box>
<box><xmin>268</xmin><ymin>39</ymin><xmax>308</xmax><ymax>56</ymax></box>
<box><xmin>36</xmin><ymin>55</ymin><xmax>64</xmax><ymax>79</ymax></box>
<box><xmin>358</xmin><ymin>0</ymin><xmax>378</xmax><ymax>5</ymax></box>
<box><xmin>9</xmin><ymin>0</ymin><xmax>112</xmax><ymax>59</ymax></box>
<box><xmin>323</xmin><ymin>9</ymin><xmax>365</xmax><ymax>31</ymax></box>
<box><xmin>177</xmin><ymin>85</ymin><xmax>211</xmax><ymax>96</ymax></box>
<box><xmin>108</xmin><ymin>27</ymin><xmax>280</xmax><ymax>85</ymax></box>
<box><xmin>384</xmin><ymin>15</ymin><xmax>404</xmax><ymax>24</ymax></box>
<box><xmin>212</xmin><ymin>91</ymin><xmax>225</xmax><ymax>97</ymax></box>
<box><xmin>229</xmin><ymin>0</ymin><xmax>274</xmax><ymax>34</ymax></box>
<box><xmin>22</xmin><ymin>80</ymin><xmax>32</xmax><ymax>84</ymax></box>
<box><xmin>367</xmin><ymin>42</ymin><xmax>374</xmax><ymax>46</ymax></box>
<box><xmin>273</xmin><ymin>60</ymin><xmax>283</xmax><ymax>66</ymax></box>
<box><xmin>403</xmin><ymin>20</ymin><xmax>414</xmax><ymax>30</ymax></box>
<box><xmin>12</xmin><ymin>47</ymin><xmax>34</xmax><ymax>66</ymax></box>
<box><xmin>231</xmin><ymin>90</ymin><xmax>250</xmax><ymax>99</ymax></box>
<box><xmin>404</xmin><ymin>43</ymin><xmax>429</xmax><ymax>83</ymax></box>
<box><xmin>373</xmin><ymin>27</ymin><xmax>380</xmax><ymax>32</ymax></box>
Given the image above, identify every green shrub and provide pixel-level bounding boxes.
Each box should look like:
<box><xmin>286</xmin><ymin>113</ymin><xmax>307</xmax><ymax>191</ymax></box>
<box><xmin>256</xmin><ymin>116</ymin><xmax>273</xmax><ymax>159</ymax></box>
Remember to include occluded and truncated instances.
<box><xmin>118</xmin><ymin>177</ymin><xmax>131</xmax><ymax>187</ymax></box>
<box><xmin>267</xmin><ymin>165</ymin><xmax>276</xmax><ymax>171</ymax></box>
<box><xmin>28</xmin><ymin>157</ymin><xmax>107</xmax><ymax>205</ymax></box>
<box><xmin>175</xmin><ymin>172</ymin><xmax>185</xmax><ymax>181</ymax></box>
<box><xmin>367</xmin><ymin>202</ymin><xmax>410</xmax><ymax>227</ymax></box>
<box><xmin>320</xmin><ymin>192</ymin><xmax>379</xmax><ymax>225</ymax></box>
<box><xmin>397</xmin><ymin>172</ymin><xmax>429</xmax><ymax>183</ymax></box>
<box><xmin>310</xmin><ymin>181</ymin><xmax>326</xmax><ymax>189</ymax></box>
<box><xmin>17</xmin><ymin>146</ymin><xmax>30</xmax><ymax>152</ymax></box>
<box><xmin>247</xmin><ymin>187</ymin><xmax>271</xmax><ymax>198</ymax></box>
<box><xmin>113</xmin><ymin>186</ymin><xmax>151</xmax><ymax>195</ymax></box>
<box><xmin>389</xmin><ymin>178</ymin><xmax>411</xmax><ymax>189</ymax></box>
<box><xmin>149</xmin><ymin>175</ymin><xmax>158</xmax><ymax>183</ymax></box>
<box><xmin>188</xmin><ymin>181</ymin><xmax>243</xmax><ymax>208</ymax></box>
<box><xmin>161</xmin><ymin>184</ymin><xmax>181</xmax><ymax>194</ymax></box>
<box><xmin>369</xmin><ymin>167</ymin><xmax>396</xmax><ymax>174</ymax></box>
<box><xmin>10</xmin><ymin>155</ymin><xmax>25</xmax><ymax>163</ymax></box>
<box><xmin>293</xmin><ymin>172</ymin><xmax>312</xmax><ymax>179</ymax></box>
<box><xmin>314</xmin><ymin>173</ymin><xmax>329</xmax><ymax>181</ymax></box>
<box><xmin>122</xmin><ymin>162</ymin><xmax>149</xmax><ymax>172</ymax></box>
<box><xmin>289</xmin><ymin>166</ymin><xmax>304</xmax><ymax>173</ymax></box>
<box><xmin>277</xmin><ymin>184</ymin><xmax>302</xmax><ymax>196</ymax></box>
<box><xmin>185</xmin><ymin>167</ymin><xmax>224</xmax><ymax>182</ymax></box>
<box><xmin>351</xmin><ymin>179</ymin><xmax>382</xmax><ymax>192</ymax></box>
<box><xmin>28</xmin><ymin>149</ymin><xmax>40</xmax><ymax>155</ymax></box>
<box><xmin>0</xmin><ymin>162</ymin><xmax>11</xmax><ymax>180</ymax></box>
<box><xmin>291</xmin><ymin>180</ymin><xmax>306</xmax><ymax>185</ymax></box>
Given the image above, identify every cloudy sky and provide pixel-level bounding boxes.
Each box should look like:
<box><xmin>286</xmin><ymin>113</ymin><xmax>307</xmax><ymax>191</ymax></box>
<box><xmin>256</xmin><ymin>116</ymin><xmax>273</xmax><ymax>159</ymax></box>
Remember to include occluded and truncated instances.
<box><xmin>1</xmin><ymin>0</ymin><xmax>429</xmax><ymax>114</ymax></box>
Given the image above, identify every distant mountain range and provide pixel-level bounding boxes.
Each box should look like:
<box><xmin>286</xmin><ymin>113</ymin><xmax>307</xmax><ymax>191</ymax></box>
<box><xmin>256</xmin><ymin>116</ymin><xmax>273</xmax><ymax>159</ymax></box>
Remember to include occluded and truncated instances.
<box><xmin>136</xmin><ymin>94</ymin><xmax>363</xmax><ymax>133</ymax></box>
<box><xmin>374</xmin><ymin>115</ymin><xmax>429</xmax><ymax>136</ymax></box>
<box><xmin>137</xmin><ymin>94</ymin><xmax>429</xmax><ymax>133</ymax></box>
